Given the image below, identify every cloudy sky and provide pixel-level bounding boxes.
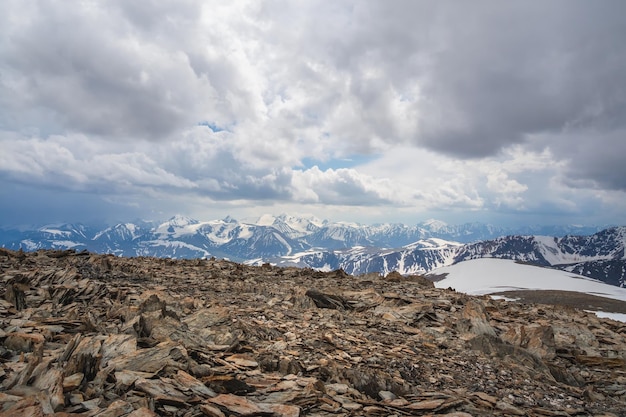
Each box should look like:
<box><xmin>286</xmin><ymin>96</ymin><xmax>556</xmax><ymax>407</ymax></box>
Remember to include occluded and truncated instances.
<box><xmin>1</xmin><ymin>0</ymin><xmax>626</xmax><ymax>227</ymax></box>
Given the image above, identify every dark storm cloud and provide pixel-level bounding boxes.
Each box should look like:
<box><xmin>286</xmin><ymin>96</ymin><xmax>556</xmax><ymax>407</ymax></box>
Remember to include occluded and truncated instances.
<box><xmin>339</xmin><ymin>1</ymin><xmax>626</xmax><ymax>159</ymax></box>
<box><xmin>0</xmin><ymin>183</ymin><xmax>144</xmax><ymax>227</ymax></box>
<box><xmin>553</xmin><ymin>130</ymin><xmax>626</xmax><ymax>191</ymax></box>
<box><xmin>418</xmin><ymin>2</ymin><xmax>626</xmax><ymax>158</ymax></box>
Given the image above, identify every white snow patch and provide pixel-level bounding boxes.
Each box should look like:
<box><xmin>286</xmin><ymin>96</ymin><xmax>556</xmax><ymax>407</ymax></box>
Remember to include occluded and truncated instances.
<box><xmin>20</xmin><ymin>239</ymin><xmax>39</xmax><ymax>250</ymax></box>
<box><xmin>93</xmin><ymin>228</ymin><xmax>109</xmax><ymax>240</ymax></box>
<box><xmin>237</xmin><ymin>225</ymin><xmax>254</xmax><ymax>239</ymax></box>
<box><xmin>422</xmin><ymin>219</ymin><xmax>448</xmax><ymax>230</ymax></box>
<box><xmin>154</xmin><ymin>216</ymin><xmax>205</xmax><ymax>238</ymax></box>
<box><xmin>272</xmin><ymin>232</ymin><xmax>291</xmax><ymax>254</ymax></box>
<box><xmin>590</xmin><ymin>311</ymin><xmax>626</xmax><ymax>323</ymax></box>
<box><xmin>51</xmin><ymin>240</ymin><xmax>81</xmax><ymax>248</ymax></box>
<box><xmin>255</xmin><ymin>214</ymin><xmax>276</xmax><ymax>226</ymax></box>
<box><xmin>243</xmin><ymin>258</ymin><xmax>264</xmax><ymax>266</ymax></box>
<box><xmin>534</xmin><ymin>235</ymin><xmax>565</xmax><ymax>265</ymax></box>
<box><xmin>490</xmin><ymin>295</ymin><xmax>520</xmax><ymax>302</ymax></box>
<box><xmin>40</xmin><ymin>228</ymin><xmax>71</xmax><ymax>237</ymax></box>
<box><xmin>199</xmin><ymin>220</ymin><xmax>239</xmax><ymax>244</ymax></box>
<box><xmin>405</xmin><ymin>238</ymin><xmax>462</xmax><ymax>250</ymax></box>
<box><xmin>278</xmin><ymin>249</ymin><xmax>323</xmax><ymax>261</ymax></box>
<box><xmin>94</xmin><ymin>223</ymin><xmax>141</xmax><ymax>240</ymax></box>
<box><xmin>432</xmin><ymin>258</ymin><xmax>626</xmax><ymax>302</ymax></box>
<box><xmin>318</xmin><ymin>263</ymin><xmax>333</xmax><ymax>272</ymax></box>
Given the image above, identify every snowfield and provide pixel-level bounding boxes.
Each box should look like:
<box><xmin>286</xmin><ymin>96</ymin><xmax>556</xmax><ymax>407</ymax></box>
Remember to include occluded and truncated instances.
<box><xmin>430</xmin><ymin>258</ymin><xmax>626</xmax><ymax>321</ymax></box>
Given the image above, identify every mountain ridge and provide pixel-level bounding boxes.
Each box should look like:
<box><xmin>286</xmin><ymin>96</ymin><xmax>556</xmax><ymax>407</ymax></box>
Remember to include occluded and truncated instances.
<box><xmin>1</xmin><ymin>214</ymin><xmax>622</xmax><ymax>287</ymax></box>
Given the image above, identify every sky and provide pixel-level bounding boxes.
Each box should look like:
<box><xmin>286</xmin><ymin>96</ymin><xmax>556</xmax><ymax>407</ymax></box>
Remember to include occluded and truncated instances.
<box><xmin>1</xmin><ymin>0</ymin><xmax>626</xmax><ymax>228</ymax></box>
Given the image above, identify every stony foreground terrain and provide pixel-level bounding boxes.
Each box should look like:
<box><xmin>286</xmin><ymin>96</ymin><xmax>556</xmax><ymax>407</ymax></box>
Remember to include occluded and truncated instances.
<box><xmin>1</xmin><ymin>249</ymin><xmax>625</xmax><ymax>416</ymax></box>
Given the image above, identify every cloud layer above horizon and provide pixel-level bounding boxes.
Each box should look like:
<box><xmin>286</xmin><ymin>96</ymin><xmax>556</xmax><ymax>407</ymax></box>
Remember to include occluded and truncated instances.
<box><xmin>1</xmin><ymin>0</ymin><xmax>626</xmax><ymax>226</ymax></box>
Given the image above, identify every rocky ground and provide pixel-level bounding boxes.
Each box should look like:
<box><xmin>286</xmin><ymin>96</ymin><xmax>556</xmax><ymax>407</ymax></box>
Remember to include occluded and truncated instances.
<box><xmin>1</xmin><ymin>248</ymin><xmax>625</xmax><ymax>417</ymax></box>
<box><xmin>491</xmin><ymin>290</ymin><xmax>626</xmax><ymax>314</ymax></box>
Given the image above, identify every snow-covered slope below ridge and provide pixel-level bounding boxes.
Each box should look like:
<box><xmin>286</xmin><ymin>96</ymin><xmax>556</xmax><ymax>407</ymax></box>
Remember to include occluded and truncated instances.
<box><xmin>430</xmin><ymin>258</ymin><xmax>626</xmax><ymax>322</ymax></box>
<box><xmin>432</xmin><ymin>258</ymin><xmax>626</xmax><ymax>301</ymax></box>
<box><xmin>452</xmin><ymin>227</ymin><xmax>626</xmax><ymax>287</ymax></box>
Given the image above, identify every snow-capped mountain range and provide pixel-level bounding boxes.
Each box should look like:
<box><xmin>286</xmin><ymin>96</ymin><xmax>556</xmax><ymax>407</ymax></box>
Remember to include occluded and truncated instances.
<box><xmin>1</xmin><ymin>214</ymin><xmax>623</xmax><ymax>287</ymax></box>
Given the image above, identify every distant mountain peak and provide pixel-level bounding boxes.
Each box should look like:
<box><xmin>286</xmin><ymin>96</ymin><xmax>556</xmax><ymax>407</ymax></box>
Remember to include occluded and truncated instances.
<box><xmin>254</xmin><ymin>214</ymin><xmax>276</xmax><ymax>226</ymax></box>
<box><xmin>166</xmin><ymin>215</ymin><xmax>199</xmax><ymax>227</ymax></box>
<box><xmin>421</xmin><ymin>219</ymin><xmax>449</xmax><ymax>230</ymax></box>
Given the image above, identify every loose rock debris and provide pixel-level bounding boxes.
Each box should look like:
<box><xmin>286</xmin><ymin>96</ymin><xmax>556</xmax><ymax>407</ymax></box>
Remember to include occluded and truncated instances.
<box><xmin>1</xmin><ymin>248</ymin><xmax>626</xmax><ymax>416</ymax></box>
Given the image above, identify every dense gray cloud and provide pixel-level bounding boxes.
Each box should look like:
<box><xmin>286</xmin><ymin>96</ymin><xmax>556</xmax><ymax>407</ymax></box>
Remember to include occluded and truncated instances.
<box><xmin>299</xmin><ymin>1</ymin><xmax>626</xmax><ymax>158</ymax></box>
<box><xmin>412</xmin><ymin>2</ymin><xmax>626</xmax><ymax>158</ymax></box>
<box><xmin>1</xmin><ymin>0</ymin><xmax>625</xmax><ymax>226</ymax></box>
<box><xmin>1</xmin><ymin>0</ymin><xmax>221</xmax><ymax>140</ymax></box>
<box><xmin>549</xmin><ymin>129</ymin><xmax>626</xmax><ymax>191</ymax></box>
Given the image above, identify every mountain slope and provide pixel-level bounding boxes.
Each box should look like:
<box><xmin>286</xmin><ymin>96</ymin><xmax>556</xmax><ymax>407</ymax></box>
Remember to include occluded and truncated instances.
<box><xmin>431</xmin><ymin>258</ymin><xmax>626</xmax><ymax>302</ymax></box>
<box><xmin>454</xmin><ymin>227</ymin><xmax>626</xmax><ymax>287</ymax></box>
<box><xmin>258</xmin><ymin>238</ymin><xmax>463</xmax><ymax>276</ymax></box>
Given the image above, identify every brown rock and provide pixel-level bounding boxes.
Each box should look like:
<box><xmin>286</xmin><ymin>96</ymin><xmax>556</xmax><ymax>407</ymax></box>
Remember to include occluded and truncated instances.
<box><xmin>200</xmin><ymin>403</ymin><xmax>226</xmax><ymax>417</ymax></box>
<box><xmin>260</xmin><ymin>403</ymin><xmax>301</xmax><ymax>417</ymax></box>
<box><xmin>4</xmin><ymin>333</ymin><xmax>45</xmax><ymax>353</ymax></box>
<box><xmin>108</xmin><ymin>340</ymin><xmax>188</xmax><ymax>373</ymax></box>
<box><xmin>225</xmin><ymin>353</ymin><xmax>259</xmax><ymax>368</ymax></box>
<box><xmin>0</xmin><ymin>392</ymin><xmax>23</xmax><ymax>408</ymax></box>
<box><xmin>134</xmin><ymin>377</ymin><xmax>190</xmax><ymax>406</ymax></box>
<box><xmin>472</xmin><ymin>391</ymin><xmax>497</xmax><ymax>405</ymax></box>
<box><xmin>32</xmin><ymin>368</ymin><xmax>64</xmax><ymax>411</ymax></box>
<box><xmin>100</xmin><ymin>334</ymin><xmax>137</xmax><ymax>366</ymax></box>
<box><xmin>459</xmin><ymin>299</ymin><xmax>496</xmax><ymax>336</ymax></box>
<box><xmin>496</xmin><ymin>400</ymin><xmax>525</xmax><ymax>415</ymax></box>
<box><xmin>95</xmin><ymin>399</ymin><xmax>134</xmax><ymax>417</ymax></box>
<box><xmin>127</xmin><ymin>408</ymin><xmax>160</xmax><ymax>417</ymax></box>
<box><xmin>113</xmin><ymin>370</ymin><xmax>154</xmax><ymax>390</ymax></box>
<box><xmin>64</xmin><ymin>336</ymin><xmax>103</xmax><ymax>381</ymax></box>
<box><xmin>208</xmin><ymin>394</ymin><xmax>262</xmax><ymax>415</ymax></box>
<box><xmin>408</xmin><ymin>399</ymin><xmax>446</xmax><ymax>410</ymax></box>
<box><xmin>62</xmin><ymin>372</ymin><xmax>84</xmax><ymax>392</ymax></box>
<box><xmin>173</xmin><ymin>370</ymin><xmax>217</xmax><ymax>398</ymax></box>
<box><xmin>0</xmin><ymin>405</ymin><xmax>45</xmax><ymax>417</ymax></box>
<box><xmin>576</xmin><ymin>355</ymin><xmax>625</xmax><ymax>368</ymax></box>
<box><xmin>502</xmin><ymin>324</ymin><xmax>556</xmax><ymax>359</ymax></box>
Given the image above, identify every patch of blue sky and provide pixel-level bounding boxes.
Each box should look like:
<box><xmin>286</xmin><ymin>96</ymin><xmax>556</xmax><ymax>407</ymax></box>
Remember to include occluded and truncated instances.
<box><xmin>300</xmin><ymin>154</ymin><xmax>379</xmax><ymax>171</ymax></box>
<box><xmin>198</xmin><ymin>121</ymin><xmax>228</xmax><ymax>133</ymax></box>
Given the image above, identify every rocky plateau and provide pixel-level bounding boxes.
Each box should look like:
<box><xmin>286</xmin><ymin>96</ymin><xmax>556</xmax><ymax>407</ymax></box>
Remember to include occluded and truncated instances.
<box><xmin>1</xmin><ymin>248</ymin><xmax>626</xmax><ymax>416</ymax></box>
